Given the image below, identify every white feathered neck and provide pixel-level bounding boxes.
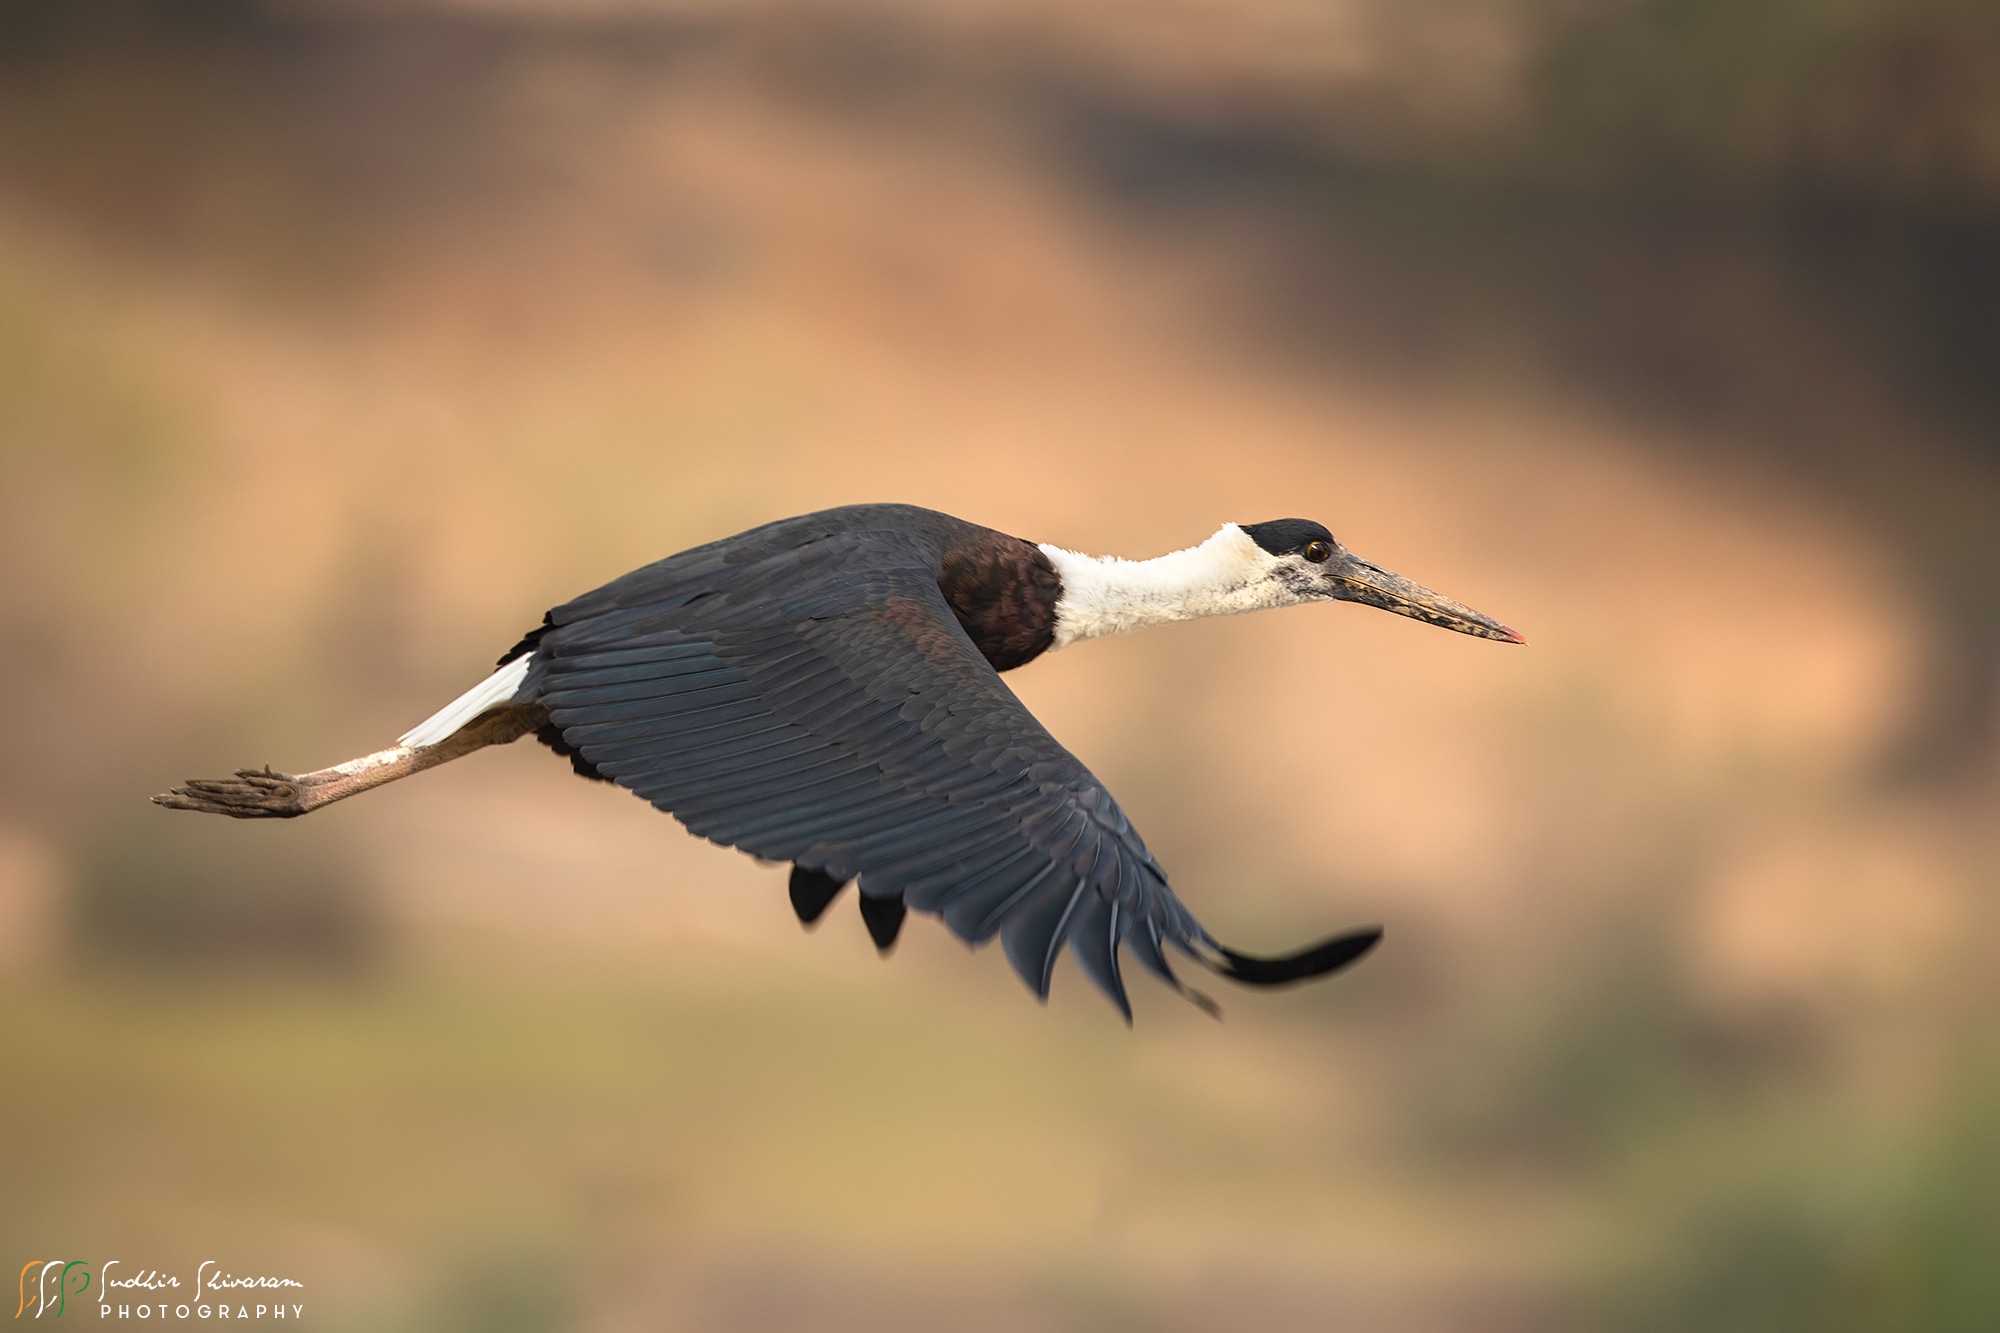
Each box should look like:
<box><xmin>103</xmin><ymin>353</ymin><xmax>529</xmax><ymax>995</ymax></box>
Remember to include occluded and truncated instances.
<box><xmin>1038</xmin><ymin>524</ymin><xmax>1299</xmax><ymax>650</ymax></box>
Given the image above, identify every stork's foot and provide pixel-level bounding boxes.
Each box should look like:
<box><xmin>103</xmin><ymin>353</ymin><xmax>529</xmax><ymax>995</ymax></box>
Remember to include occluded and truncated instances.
<box><xmin>153</xmin><ymin>767</ymin><xmax>310</xmax><ymax>819</ymax></box>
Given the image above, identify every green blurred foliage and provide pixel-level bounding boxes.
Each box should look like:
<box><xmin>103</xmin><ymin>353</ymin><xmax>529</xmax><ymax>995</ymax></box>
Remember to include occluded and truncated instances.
<box><xmin>417</xmin><ymin>1246</ymin><xmax>575</xmax><ymax>1333</ymax></box>
<box><xmin>1535</xmin><ymin>0</ymin><xmax>2000</xmax><ymax>199</ymax></box>
<box><xmin>68</xmin><ymin>812</ymin><xmax>383</xmax><ymax>972</ymax></box>
<box><xmin>1590</xmin><ymin>1061</ymin><xmax>2000</xmax><ymax>1332</ymax></box>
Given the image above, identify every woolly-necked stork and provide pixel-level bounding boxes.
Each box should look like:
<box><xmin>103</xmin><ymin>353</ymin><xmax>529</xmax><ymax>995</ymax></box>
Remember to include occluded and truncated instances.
<box><xmin>157</xmin><ymin>505</ymin><xmax>1523</xmax><ymax>1018</ymax></box>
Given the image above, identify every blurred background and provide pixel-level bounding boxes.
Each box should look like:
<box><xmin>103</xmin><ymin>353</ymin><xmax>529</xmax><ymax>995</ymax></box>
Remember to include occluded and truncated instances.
<box><xmin>2</xmin><ymin>0</ymin><xmax>1997</xmax><ymax>1328</ymax></box>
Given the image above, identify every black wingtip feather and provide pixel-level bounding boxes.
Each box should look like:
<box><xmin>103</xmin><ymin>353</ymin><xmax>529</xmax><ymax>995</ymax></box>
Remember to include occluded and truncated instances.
<box><xmin>1207</xmin><ymin>927</ymin><xmax>1383</xmax><ymax>987</ymax></box>
<box><xmin>789</xmin><ymin>866</ymin><xmax>848</xmax><ymax>927</ymax></box>
<box><xmin>1067</xmin><ymin>899</ymin><xmax>1133</xmax><ymax>1024</ymax></box>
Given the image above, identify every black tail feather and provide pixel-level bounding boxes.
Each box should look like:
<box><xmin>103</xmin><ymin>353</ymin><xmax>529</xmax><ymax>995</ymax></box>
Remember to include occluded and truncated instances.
<box><xmin>1205</xmin><ymin>927</ymin><xmax>1383</xmax><ymax>988</ymax></box>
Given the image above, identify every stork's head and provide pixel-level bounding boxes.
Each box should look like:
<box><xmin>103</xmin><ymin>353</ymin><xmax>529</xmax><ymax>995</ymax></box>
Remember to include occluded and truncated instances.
<box><xmin>1240</xmin><ymin>519</ymin><xmax>1526</xmax><ymax>644</ymax></box>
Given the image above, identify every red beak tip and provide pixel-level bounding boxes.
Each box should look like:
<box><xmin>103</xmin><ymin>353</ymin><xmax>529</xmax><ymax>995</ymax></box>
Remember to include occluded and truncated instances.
<box><xmin>1501</xmin><ymin>626</ymin><xmax>1528</xmax><ymax>645</ymax></box>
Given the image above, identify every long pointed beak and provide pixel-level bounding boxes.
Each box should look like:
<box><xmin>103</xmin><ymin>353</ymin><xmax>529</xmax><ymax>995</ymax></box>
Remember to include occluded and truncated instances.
<box><xmin>1331</xmin><ymin>554</ymin><xmax>1526</xmax><ymax>644</ymax></box>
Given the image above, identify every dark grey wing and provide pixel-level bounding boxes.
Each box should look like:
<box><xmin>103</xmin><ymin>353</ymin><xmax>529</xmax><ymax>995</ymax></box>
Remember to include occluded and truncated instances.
<box><xmin>523</xmin><ymin>525</ymin><xmax>1224</xmax><ymax>1018</ymax></box>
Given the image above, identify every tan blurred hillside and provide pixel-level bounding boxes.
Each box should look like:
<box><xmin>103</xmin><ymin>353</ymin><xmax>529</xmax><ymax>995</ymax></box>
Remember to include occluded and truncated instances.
<box><xmin>1</xmin><ymin>2</ymin><xmax>1997</xmax><ymax>1330</ymax></box>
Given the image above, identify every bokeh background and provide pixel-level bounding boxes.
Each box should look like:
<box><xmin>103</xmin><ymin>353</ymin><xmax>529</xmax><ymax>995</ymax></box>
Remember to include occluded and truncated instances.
<box><xmin>3</xmin><ymin>1</ymin><xmax>1998</xmax><ymax>1328</ymax></box>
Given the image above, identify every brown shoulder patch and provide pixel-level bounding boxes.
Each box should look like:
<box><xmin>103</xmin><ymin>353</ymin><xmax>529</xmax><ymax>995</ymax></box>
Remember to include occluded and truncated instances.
<box><xmin>938</xmin><ymin>530</ymin><xmax>1062</xmax><ymax>672</ymax></box>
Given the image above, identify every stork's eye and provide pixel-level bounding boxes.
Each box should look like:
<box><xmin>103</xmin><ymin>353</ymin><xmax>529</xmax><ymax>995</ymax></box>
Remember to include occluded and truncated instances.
<box><xmin>1303</xmin><ymin>541</ymin><xmax>1333</xmax><ymax>563</ymax></box>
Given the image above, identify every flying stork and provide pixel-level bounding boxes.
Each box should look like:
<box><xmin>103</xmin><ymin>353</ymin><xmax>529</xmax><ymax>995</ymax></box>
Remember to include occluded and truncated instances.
<box><xmin>156</xmin><ymin>505</ymin><xmax>1523</xmax><ymax>1018</ymax></box>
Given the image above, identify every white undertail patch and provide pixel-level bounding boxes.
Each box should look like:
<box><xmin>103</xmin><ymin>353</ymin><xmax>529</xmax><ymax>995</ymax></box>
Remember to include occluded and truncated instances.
<box><xmin>1038</xmin><ymin>524</ymin><xmax>1303</xmax><ymax>650</ymax></box>
<box><xmin>398</xmin><ymin>654</ymin><xmax>533</xmax><ymax>749</ymax></box>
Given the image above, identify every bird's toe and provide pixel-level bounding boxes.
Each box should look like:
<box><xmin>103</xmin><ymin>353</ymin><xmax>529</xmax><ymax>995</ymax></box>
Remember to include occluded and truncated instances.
<box><xmin>153</xmin><ymin>768</ymin><xmax>308</xmax><ymax>818</ymax></box>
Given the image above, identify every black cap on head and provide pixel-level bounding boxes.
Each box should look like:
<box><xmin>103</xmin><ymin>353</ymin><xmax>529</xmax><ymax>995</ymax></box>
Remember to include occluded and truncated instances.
<box><xmin>1241</xmin><ymin>519</ymin><xmax>1334</xmax><ymax>556</ymax></box>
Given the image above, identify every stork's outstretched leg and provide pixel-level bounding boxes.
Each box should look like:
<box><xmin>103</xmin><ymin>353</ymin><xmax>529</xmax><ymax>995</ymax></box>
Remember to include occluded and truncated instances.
<box><xmin>153</xmin><ymin>705</ymin><xmax>543</xmax><ymax>819</ymax></box>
